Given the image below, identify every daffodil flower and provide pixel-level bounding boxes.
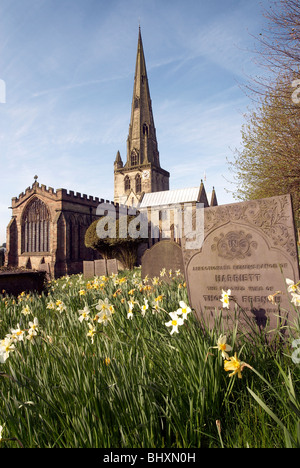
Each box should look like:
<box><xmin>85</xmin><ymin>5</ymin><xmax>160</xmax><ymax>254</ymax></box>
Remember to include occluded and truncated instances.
<box><xmin>21</xmin><ymin>305</ymin><xmax>31</xmax><ymax>316</ymax></box>
<box><xmin>176</xmin><ymin>301</ymin><xmax>191</xmax><ymax>321</ymax></box>
<box><xmin>87</xmin><ymin>324</ymin><xmax>96</xmax><ymax>344</ymax></box>
<box><xmin>0</xmin><ymin>338</ymin><xmax>15</xmax><ymax>363</ymax></box>
<box><xmin>224</xmin><ymin>353</ymin><xmax>252</xmax><ymax>378</ymax></box>
<box><xmin>141</xmin><ymin>298</ymin><xmax>149</xmax><ymax>317</ymax></box>
<box><xmin>165</xmin><ymin>312</ymin><xmax>184</xmax><ymax>335</ymax></box>
<box><xmin>220</xmin><ymin>289</ymin><xmax>231</xmax><ymax>309</ymax></box>
<box><xmin>96</xmin><ymin>298</ymin><xmax>111</xmax><ymax>313</ymax></box>
<box><xmin>212</xmin><ymin>334</ymin><xmax>232</xmax><ymax>360</ymax></box>
<box><xmin>291</xmin><ymin>293</ymin><xmax>300</xmax><ymax>307</ymax></box>
<box><xmin>286</xmin><ymin>278</ymin><xmax>300</xmax><ymax>294</ymax></box>
<box><xmin>46</xmin><ymin>301</ymin><xmax>56</xmax><ymax>310</ymax></box>
<box><xmin>96</xmin><ymin>309</ymin><xmax>112</xmax><ymax>326</ymax></box>
<box><xmin>0</xmin><ymin>424</ymin><xmax>5</xmax><ymax>441</ymax></box>
<box><xmin>78</xmin><ymin>305</ymin><xmax>90</xmax><ymax>323</ymax></box>
<box><xmin>28</xmin><ymin>317</ymin><xmax>39</xmax><ymax>334</ymax></box>
<box><xmin>9</xmin><ymin>324</ymin><xmax>25</xmax><ymax>342</ymax></box>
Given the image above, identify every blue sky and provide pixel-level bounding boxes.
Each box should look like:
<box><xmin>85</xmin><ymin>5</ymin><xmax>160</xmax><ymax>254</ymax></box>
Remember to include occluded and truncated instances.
<box><xmin>0</xmin><ymin>0</ymin><xmax>272</xmax><ymax>245</ymax></box>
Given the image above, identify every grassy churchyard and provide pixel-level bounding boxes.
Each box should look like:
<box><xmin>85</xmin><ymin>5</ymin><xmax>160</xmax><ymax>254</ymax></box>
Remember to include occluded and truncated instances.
<box><xmin>0</xmin><ymin>267</ymin><xmax>299</xmax><ymax>448</ymax></box>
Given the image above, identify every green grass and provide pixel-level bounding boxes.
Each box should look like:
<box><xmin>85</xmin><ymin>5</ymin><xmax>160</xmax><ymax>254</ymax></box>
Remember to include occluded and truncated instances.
<box><xmin>0</xmin><ymin>268</ymin><xmax>299</xmax><ymax>448</ymax></box>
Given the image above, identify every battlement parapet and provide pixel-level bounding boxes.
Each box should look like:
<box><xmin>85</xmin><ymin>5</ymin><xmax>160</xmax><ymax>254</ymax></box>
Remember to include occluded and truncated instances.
<box><xmin>11</xmin><ymin>182</ymin><xmax>58</xmax><ymax>207</ymax></box>
<box><xmin>10</xmin><ymin>181</ymin><xmax>127</xmax><ymax>212</ymax></box>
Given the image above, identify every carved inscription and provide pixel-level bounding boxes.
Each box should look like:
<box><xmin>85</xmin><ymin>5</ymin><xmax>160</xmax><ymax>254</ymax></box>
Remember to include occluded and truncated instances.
<box><xmin>182</xmin><ymin>195</ymin><xmax>300</xmax><ymax>330</ymax></box>
<box><xmin>211</xmin><ymin>231</ymin><xmax>257</xmax><ymax>260</ymax></box>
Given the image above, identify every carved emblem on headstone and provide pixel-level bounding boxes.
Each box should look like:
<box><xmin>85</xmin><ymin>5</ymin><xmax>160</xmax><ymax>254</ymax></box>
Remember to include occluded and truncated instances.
<box><xmin>211</xmin><ymin>231</ymin><xmax>258</xmax><ymax>260</ymax></box>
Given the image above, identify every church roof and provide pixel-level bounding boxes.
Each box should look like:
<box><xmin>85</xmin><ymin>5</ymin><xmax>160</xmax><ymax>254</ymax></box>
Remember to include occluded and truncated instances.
<box><xmin>139</xmin><ymin>187</ymin><xmax>202</xmax><ymax>208</ymax></box>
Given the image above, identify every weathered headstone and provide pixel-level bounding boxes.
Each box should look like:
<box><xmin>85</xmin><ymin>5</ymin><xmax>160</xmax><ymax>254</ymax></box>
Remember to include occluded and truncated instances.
<box><xmin>181</xmin><ymin>195</ymin><xmax>300</xmax><ymax>330</ymax></box>
<box><xmin>107</xmin><ymin>259</ymin><xmax>118</xmax><ymax>276</ymax></box>
<box><xmin>94</xmin><ymin>259</ymin><xmax>107</xmax><ymax>277</ymax></box>
<box><xmin>38</xmin><ymin>262</ymin><xmax>51</xmax><ymax>280</ymax></box>
<box><xmin>141</xmin><ymin>240</ymin><xmax>185</xmax><ymax>283</ymax></box>
<box><xmin>83</xmin><ymin>261</ymin><xmax>95</xmax><ymax>279</ymax></box>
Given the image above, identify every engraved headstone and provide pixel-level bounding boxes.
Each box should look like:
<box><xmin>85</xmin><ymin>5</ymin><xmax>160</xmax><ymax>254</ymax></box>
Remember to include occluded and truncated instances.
<box><xmin>94</xmin><ymin>259</ymin><xmax>107</xmax><ymax>277</ymax></box>
<box><xmin>181</xmin><ymin>195</ymin><xmax>300</xmax><ymax>330</ymax></box>
<box><xmin>141</xmin><ymin>240</ymin><xmax>185</xmax><ymax>283</ymax></box>
<box><xmin>83</xmin><ymin>261</ymin><xmax>95</xmax><ymax>279</ymax></box>
<box><xmin>107</xmin><ymin>259</ymin><xmax>118</xmax><ymax>276</ymax></box>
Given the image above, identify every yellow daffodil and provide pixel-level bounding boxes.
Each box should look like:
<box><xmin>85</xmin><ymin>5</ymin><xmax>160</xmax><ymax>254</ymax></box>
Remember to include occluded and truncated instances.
<box><xmin>224</xmin><ymin>353</ymin><xmax>252</xmax><ymax>378</ymax></box>
<box><xmin>152</xmin><ymin>276</ymin><xmax>160</xmax><ymax>285</ymax></box>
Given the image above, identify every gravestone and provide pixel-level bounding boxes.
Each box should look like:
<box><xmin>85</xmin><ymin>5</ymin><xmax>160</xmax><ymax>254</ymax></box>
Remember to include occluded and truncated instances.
<box><xmin>107</xmin><ymin>259</ymin><xmax>118</xmax><ymax>276</ymax></box>
<box><xmin>38</xmin><ymin>262</ymin><xmax>51</xmax><ymax>280</ymax></box>
<box><xmin>83</xmin><ymin>261</ymin><xmax>95</xmax><ymax>279</ymax></box>
<box><xmin>181</xmin><ymin>195</ymin><xmax>300</xmax><ymax>330</ymax></box>
<box><xmin>94</xmin><ymin>259</ymin><xmax>107</xmax><ymax>277</ymax></box>
<box><xmin>141</xmin><ymin>240</ymin><xmax>185</xmax><ymax>283</ymax></box>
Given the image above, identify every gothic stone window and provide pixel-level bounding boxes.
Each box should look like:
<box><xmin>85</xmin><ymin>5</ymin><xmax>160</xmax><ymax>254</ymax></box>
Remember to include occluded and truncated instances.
<box><xmin>124</xmin><ymin>176</ymin><xmax>131</xmax><ymax>192</ymax></box>
<box><xmin>22</xmin><ymin>198</ymin><xmax>50</xmax><ymax>253</ymax></box>
<box><xmin>135</xmin><ymin>174</ymin><xmax>142</xmax><ymax>193</ymax></box>
<box><xmin>130</xmin><ymin>149</ymin><xmax>139</xmax><ymax>166</ymax></box>
<box><xmin>143</xmin><ymin>123</ymin><xmax>149</xmax><ymax>137</ymax></box>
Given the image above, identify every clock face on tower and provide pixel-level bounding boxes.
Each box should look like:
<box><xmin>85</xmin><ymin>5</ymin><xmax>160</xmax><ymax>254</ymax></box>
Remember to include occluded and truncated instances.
<box><xmin>142</xmin><ymin>170</ymin><xmax>150</xmax><ymax>179</ymax></box>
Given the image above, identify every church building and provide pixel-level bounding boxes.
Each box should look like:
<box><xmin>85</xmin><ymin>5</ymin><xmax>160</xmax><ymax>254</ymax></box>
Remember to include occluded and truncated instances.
<box><xmin>5</xmin><ymin>28</ymin><xmax>217</xmax><ymax>277</ymax></box>
<box><xmin>114</xmin><ymin>28</ymin><xmax>170</xmax><ymax>207</ymax></box>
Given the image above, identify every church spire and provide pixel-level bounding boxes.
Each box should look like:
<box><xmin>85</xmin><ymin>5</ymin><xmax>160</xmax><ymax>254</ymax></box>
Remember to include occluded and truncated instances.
<box><xmin>126</xmin><ymin>27</ymin><xmax>160</xmax><ymax>168</ymax></box>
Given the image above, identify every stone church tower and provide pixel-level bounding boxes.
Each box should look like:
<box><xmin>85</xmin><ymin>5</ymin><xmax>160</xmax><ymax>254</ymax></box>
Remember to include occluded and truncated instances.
<box><xmin>114</xmin><ymin>28</ymin><xmax>170</xmax><ymax>206</ymax></box>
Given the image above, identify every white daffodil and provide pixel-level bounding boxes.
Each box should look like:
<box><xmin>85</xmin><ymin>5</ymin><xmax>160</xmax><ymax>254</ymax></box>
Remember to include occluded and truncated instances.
<box><xmin>87</xmin><ymin>323</ymin><xmax>96</xmax><ymax>343</ymax></box>
<box><xmin>28</xmin><ymin>317</ymin><xmax>39</xmax><ymax>334</ymax></box>
<box><xmin>9</xmin><ymin>324</ymin><xmax>25</xmax><ymax>342</ymax></box>
<box><xmin>78</xmin><ymin>305</ymin><xmax>90</xmax><ymax>323</ymax></box>
<box><xmin>127</xmin><ymin>310</ymin><xmax>134</xmax><ymax>320</ymax></box>
<box><xmin>165</xmin><ymin>312</ymin><xmax>184</xmax><ymax>335</ymax></box>
<box><xmin>96</xmin><ymin>298</ymin><xmax>111</xmax><ymax>313</ymax></box>
<box><xmin>96</xmin><ymin>309</ymin><xmax>112</xmax><ymax>326</ymax></box>
<box><xmin>212</xmin><ymin>334</ymin><xmax>232</xmax><ymax>360</ymax></box>
<box><xmin>176</xmin><ymin>301</ymin><xmax>191</xmax><ymax>321</ymax></box>
<box><xmin>0</xmin><ymin>424</ymin><xmax>5</xmax><ymax>441</ymax></box>
<box><xmin>0</xmin><ymin>338</ymin><xmax>15</xmax><ymax>362</ymax></box>
<box><xmin>21</xmin><ymin>305</ymin><xmax>31</xmax><ymax>316</ymax></box>
<box><xmin>160</xmin><ymin>268</ymin><xmax>166</xmax><ymax>277</ymax></box>
<box><xmin>286</xmin><ymin>278</ymin><xmax>300</xmax><ymax>294</ymax></box>
<box><xmin>141</xmin><ymin>298</ymin><xmax>149</xmax><ymax>317</ymax></box>
<box><xmin>46</xmin><ymin>301</ymin><xmax>56</xmax><ymax>310</ymax></box>
<box><xmin>291</xmin><ymin>293</ymin><xmax>300</xmax><ymax>307</ymax></box>
<box><xmin>220</xmin><ymin>289</ymin><xmax>231</xmax><ymax>309</ymax></box>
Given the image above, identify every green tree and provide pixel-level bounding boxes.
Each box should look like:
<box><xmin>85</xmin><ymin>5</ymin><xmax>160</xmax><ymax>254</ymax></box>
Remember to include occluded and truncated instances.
<box><xmin>85</xmin><ymin>214</ymin><xmax>144</xmax><ymax>270</ymax></box>
<box><xmin>231</xmin><ymin>73</ymin><xmax>300</xmax><ymax>227</ymax></box>
<box><xmin>231</xmin><ymin>0</ymin><xmax>300</xmax><ymax>228</ymax></box>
